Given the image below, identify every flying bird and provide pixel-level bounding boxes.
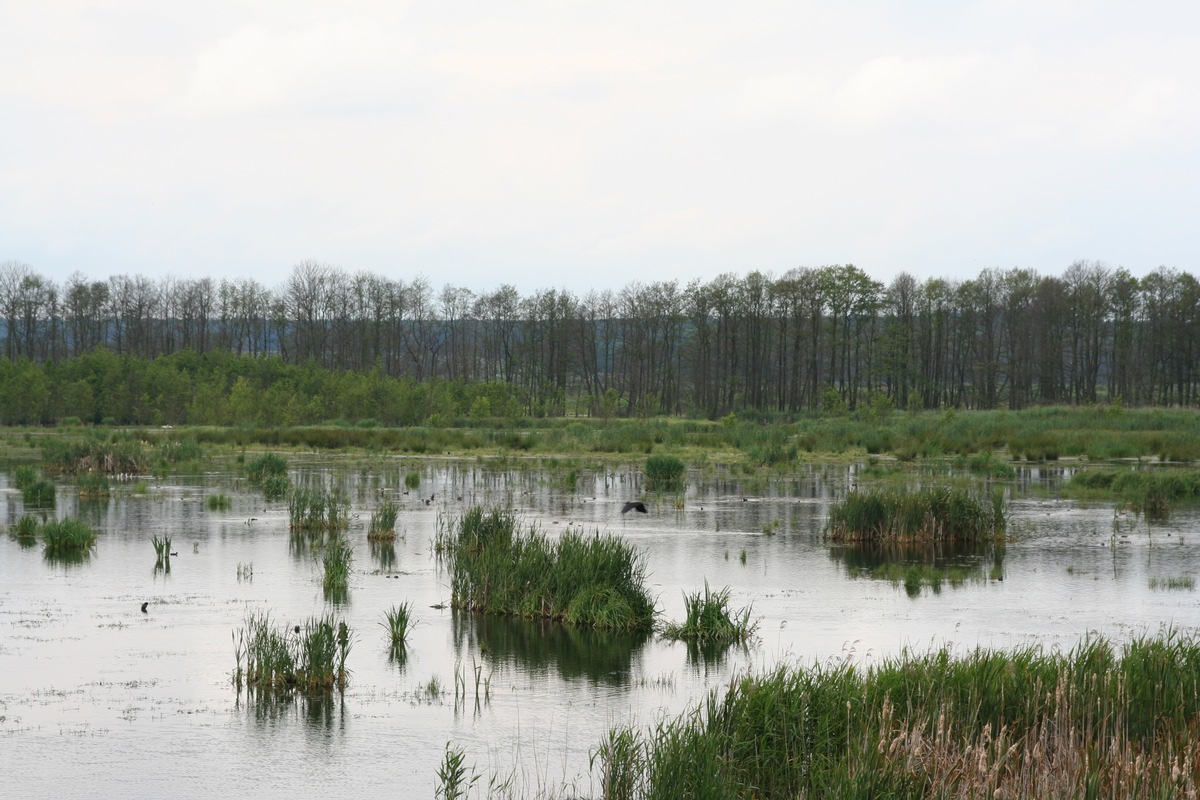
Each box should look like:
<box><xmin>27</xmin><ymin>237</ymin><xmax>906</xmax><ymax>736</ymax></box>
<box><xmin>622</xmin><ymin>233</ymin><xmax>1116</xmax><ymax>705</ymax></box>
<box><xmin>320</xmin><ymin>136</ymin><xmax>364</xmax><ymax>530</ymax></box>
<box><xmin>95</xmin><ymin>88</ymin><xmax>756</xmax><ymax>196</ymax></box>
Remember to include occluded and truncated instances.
<box><xmin>621</xmin><ymin>501</ymin><xmax>648</xmax><ymax>514</ymax></box>
<box><xmin>140</xmin><ymin>602</ymin><xmax>148</xmax><ymax>613</ymax></box>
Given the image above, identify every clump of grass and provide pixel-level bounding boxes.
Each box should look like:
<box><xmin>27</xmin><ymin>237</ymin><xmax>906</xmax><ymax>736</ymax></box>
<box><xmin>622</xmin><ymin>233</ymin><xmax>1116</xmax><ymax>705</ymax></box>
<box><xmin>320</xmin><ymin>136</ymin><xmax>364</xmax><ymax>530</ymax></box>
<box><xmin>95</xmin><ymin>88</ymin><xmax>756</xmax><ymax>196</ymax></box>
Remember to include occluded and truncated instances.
<box><xmin>381</xmin><ymin>602</ymin><xmax>416</xmax><ymax>648</ymax></box>
<box><xmin>41</xmin><ymin>433</ymin><xmax>148</xmax><ymax>475</ymax></box>
<box><xmin>662</xmin><ymin>582</ymin><xmax>757</xmax><ymax>647</ymax></box>
<box><xmin>321</xmin><ymin>532</ymin><xmax>353</xmax><ymax>598</ymax></box>
<box><xmin>287</xmin><ymin>487</ymin><xmax>350</xmax><ymax>532</ymax></box>
<box><xmin>594</xmin><ymin>630</ymin><xmax>1200</xmax><ymax>799</ymax></box>
<box><xmin>11</xmin><ymin>513</ymin><xmax>40</xmax><ymax>539</ymax></box>
<box><xmin>246</xmin><ymin>452</ymin><xmax>288</xmax><ymax>484</ymax></box>
<box><xmin>441</xmin><ymin>507</ymin><xmax>654</xmax><ymax>631</ymax></box>
<box><xmin>644</xmin><ymin>454</ymin><xmax>685</xmax><ymax>486</ymax></box>
<box><xmin>1069</xmin><ymin>468</ymin><xmax>1200</xmax><ymax>518</ymax></box>
<box><xmin>22</xmin><ymin>478</ymin><xmax>56</xmax><ymax>507</ymax></box>
<box><xmin>206</xmin><ymin>493</ymin><xmax>232</xmax><ymax>511</ymax></box>
<box><xmin>367</xmin><ymin>499</ymin><xmax>399</xmax><ymax>541</ymax></box>
<box><xmin>405</xmin><ymin>470</ymin><xmax>421</xmax><ymax>489</ymax></box>
<box><xmin>232</xmin><ymin>610</ymin><xmax>351</xmax><ymax>693</ymax></box>
<box><xmin>13</xmin><ymin>464</ymin><xmax>38</xmax><ymax>490</ymax></box>
<box><xmin>151</xmin><ymin>533</ymin><xmax>172</xmax><ymax>559</ymax></box>
<box><xmin>261</xmin><ymin>473</ymin><xmax>290</xmax><ymax>500</ymax></box>
<box><xmin>41</xmin><ymin>516</ymin><xmax>97</xmax><ymax>557</ymax></box>
<box><xmin>77</xmin><ymin>471</ymin><xmax>111</xmax><ymax>499</ymax></box>
<box><xmin>825</xmin><ymin>486</ymin><xmax>1006</xmax><ymax>543</ymax></box>
<box><xmin>1149</xmin><ymin>576</ymin><xmax>1195</xmax><ymax>591</ymax></box>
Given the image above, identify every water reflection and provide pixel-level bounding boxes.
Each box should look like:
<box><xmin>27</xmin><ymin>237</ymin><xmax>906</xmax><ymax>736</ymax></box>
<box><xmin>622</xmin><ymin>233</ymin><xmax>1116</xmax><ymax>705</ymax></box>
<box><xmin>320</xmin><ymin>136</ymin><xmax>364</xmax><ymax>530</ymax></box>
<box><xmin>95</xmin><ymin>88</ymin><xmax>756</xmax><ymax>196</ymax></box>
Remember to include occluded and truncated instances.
<box><xmin>239</xmin><ymin>691</ymin><xmax>347</xmax><ymax>734</ymax></box>
<box><xmin>828</xmin><ymin>540</ymin><xmax>1005</xmax><ymax>597</ymax></box>
<box><xmin>369</xmin><ymin>540</ymin><xmax>397</xmax><ymax>571</ymax></box>
<box><xmin>453</xmin><ymin>612</ymin><xmax>650</xmax><ymax>686</ymax></box>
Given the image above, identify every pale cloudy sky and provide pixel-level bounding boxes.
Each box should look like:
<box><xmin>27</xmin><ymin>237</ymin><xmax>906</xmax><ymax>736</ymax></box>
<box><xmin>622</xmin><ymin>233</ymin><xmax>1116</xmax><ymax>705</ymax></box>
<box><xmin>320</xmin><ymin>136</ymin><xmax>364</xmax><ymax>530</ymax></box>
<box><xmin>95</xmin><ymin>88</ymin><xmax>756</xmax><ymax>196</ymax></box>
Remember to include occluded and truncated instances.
<box><xmin>2</xmin><ymin>1</ymin><xmax>1197</xmax><ymax>293</ymax></box>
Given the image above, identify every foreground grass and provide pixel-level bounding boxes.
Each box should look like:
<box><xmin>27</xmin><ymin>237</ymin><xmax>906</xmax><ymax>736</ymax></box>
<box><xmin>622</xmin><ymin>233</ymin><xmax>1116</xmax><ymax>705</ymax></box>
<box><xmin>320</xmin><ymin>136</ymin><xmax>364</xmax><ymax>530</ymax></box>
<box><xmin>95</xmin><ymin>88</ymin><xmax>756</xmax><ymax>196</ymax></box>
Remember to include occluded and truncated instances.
<box><xmin>595</xmin><ymin>630</ymin><xmax>1200</xmax><ymax>799</ymax></box>
<box><xmin>439</xmin><ymin>507</ymin><xmax>654</xmax><ymax>631</ymax></box>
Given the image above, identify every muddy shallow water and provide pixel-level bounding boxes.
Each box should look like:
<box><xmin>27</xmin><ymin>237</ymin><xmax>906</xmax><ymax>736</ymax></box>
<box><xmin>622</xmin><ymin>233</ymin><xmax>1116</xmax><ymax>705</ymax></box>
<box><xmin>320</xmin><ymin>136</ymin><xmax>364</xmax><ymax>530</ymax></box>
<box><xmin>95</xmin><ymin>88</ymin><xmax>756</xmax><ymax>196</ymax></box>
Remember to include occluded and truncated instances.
<box><xmin>2</xmin><ymin>459</ymin><xmax>1198</xmax><ymax>799</ymax></box>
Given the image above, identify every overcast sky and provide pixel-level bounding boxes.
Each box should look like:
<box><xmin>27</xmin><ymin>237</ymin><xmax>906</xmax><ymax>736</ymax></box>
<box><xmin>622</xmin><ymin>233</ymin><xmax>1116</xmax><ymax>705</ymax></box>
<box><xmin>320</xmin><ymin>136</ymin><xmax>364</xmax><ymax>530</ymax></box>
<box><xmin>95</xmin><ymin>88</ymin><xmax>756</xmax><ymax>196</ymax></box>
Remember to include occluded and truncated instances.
<box><xmin>2</xmin><ymin>1</ymin><xmax>1197</xmax><ymax>294</ymax></box>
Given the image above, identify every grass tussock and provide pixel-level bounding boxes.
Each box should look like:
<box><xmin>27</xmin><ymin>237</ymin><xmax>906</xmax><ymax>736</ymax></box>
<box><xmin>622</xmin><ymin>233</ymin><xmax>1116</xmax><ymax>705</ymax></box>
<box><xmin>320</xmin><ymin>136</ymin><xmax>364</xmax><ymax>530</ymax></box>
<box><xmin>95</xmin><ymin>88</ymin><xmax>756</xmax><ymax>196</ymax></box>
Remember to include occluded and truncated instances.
<box><xmin>287</xmin><ymin>487</ymin><xmax>350</xmax><ymax>533</ymax></box>
<box><xmin>826</xmin><ymin>486</ymin><xmax>1006</xmax><ymax>544</ymax></box>
<box><xmin>41</xmin><ymin>516</ymin><xmax>98</xmax><ymax>557</ymax></box>
<box><xmin>381</xmin><ymin>602</ymin><xmax>416</xmax><ymax>649</ymax></box>
<box><xmin>662</xmin><ymin>582</ymin><xmax>757</xmax><ymax>647</ymax></box>
<box><xmin>644</xmin><ymin>454</ymin><xmax>685</xmax><ymax>486</ymax></box>
<box><xmin>10</xmin><ymin>513</ymin><xmax>40</xmax><ymax>541</ymax></box>
<box><xmin>595</xmin><ymin>630</ymin><xmax>1200</xmax><ymax>800</ymax></box>
<box><xmin>321</xmin><ymin>532</ymin><xmax>353</xmax><ymax>598</ymax></box>
<box><xmin>233</xmin><ymin>610</ymin><xmax>352</xmax><ymax>693</ymax></box>
<box><xmin>77</xmin><ymin>471</ymin><xmax>110</xmax><ymax>499</ymax></box>
<box><xmin>367</xmin><ymin>499</ymin><xmax>399</xmax><ymax>541</ymax></box>
<box><xmin>42</xmin><ymin>433</ymin><xmax>149</xmax><ymax>475</ymax></box>
<box><xmin>206</xmin><ymin>493</ymin><xmax>232</xmax><ymax>510</ymax></box>
<box><xmin>13</xmin><ymin>464</ymin><xmax>38</xmax><ymax>490</ymax></box>
<box><xmin>22</xmin><ymin>477</ymin><xmax>57</xmax><ymax>507</ymax></box>
<box><xmin>439</xmin><ymin>507</ymin><xmax>654</xmax><ymax>631</ymax></box>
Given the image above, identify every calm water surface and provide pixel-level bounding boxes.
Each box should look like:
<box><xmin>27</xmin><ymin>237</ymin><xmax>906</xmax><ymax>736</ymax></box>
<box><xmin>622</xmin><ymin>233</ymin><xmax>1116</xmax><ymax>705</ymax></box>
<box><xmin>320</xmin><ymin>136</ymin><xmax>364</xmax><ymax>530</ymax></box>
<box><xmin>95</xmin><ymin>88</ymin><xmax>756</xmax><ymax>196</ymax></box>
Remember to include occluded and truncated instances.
<box><xmin>2</xmin><ymin>458</ymin><xmax>1198</xmax><ymax>798</ymax></box>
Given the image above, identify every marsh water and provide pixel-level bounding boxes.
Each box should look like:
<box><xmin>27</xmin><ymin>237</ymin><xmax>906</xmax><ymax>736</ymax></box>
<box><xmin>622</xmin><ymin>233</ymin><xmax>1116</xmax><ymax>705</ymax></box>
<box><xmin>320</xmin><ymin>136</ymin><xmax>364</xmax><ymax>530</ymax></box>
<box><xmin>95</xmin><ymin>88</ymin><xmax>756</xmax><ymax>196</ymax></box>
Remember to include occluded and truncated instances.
<box><xmin>3</xmin><ymin>457</ymin><xmax>1199</xmax><ymax>799</ymax></box>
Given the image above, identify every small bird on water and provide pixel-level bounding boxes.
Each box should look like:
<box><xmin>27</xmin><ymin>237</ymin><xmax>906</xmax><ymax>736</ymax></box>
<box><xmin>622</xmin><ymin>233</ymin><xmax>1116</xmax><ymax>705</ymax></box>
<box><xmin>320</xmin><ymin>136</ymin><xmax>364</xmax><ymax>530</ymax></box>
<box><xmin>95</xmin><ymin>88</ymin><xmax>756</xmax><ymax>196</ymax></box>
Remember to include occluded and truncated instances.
<box><xmin>621</xmin><ymin>501</ymin><xmax>648</xmax><ymax>514</ymax></box>
<box><xmin>141</xmin><ymin>602</ymin><xmax>148</xmax><ymax>613</ymax></box>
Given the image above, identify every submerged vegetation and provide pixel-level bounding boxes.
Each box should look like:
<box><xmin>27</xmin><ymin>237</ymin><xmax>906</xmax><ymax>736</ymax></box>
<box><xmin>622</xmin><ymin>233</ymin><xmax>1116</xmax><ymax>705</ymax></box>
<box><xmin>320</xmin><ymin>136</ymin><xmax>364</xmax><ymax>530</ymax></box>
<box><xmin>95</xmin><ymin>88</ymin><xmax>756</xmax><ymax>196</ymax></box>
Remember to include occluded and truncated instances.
<box><xmin>439</xmin><ymin>507</ymin><xmax>654</xmax><ymax>631</ymax></box>
<box><xmin>826</xmin><ymin>486</ymin><xmax>1006</xmax><ymax>543</ymax></box>
<box><xmin>233</xmin><ymin>611</ymin><xmax>352</xmax><ymax>693</ymax></box>
<box><xmin>594</xmin><ymin>630</ymin><xmax>1200</xmax><ymax>799</ymax></box>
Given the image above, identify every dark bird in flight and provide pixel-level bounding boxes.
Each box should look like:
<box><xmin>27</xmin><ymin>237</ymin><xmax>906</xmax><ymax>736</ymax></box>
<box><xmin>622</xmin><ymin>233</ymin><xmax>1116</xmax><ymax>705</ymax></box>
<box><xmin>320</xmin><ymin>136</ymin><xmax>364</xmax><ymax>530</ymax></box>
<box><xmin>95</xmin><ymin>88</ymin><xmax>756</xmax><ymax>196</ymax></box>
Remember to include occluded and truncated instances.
<box><xmin>621</xmin><ymin>501</ymin><xmax>648</xmax><ymax>514</ymax></box>
<box><xmin>140</xmin><ymin>602</ymin><xmax>148</xmax><ymax>613</ymax></box>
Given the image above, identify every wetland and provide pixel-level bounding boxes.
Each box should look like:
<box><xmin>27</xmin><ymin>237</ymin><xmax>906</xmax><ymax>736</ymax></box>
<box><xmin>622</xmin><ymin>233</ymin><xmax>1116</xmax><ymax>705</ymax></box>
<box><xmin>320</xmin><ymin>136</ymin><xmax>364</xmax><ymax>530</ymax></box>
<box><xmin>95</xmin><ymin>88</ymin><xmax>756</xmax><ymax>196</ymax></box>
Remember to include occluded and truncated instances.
<box><xmin>2</xmin><ymin>444</ymin><xmax>1199</xmax><ymax>798</ymax></box>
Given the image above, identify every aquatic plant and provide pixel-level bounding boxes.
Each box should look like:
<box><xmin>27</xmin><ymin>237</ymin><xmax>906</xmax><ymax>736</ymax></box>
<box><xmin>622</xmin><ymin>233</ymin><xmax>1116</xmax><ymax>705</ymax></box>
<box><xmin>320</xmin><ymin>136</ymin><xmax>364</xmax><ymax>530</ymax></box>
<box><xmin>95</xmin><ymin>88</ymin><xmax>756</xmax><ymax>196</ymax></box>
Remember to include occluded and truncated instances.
<box><xmin>22</xmin><ymin>478</ymin><xmax>56</xmax><ymax>507</ymax></box>
<box><xmin>206</xmin><ymin>493</ymin><xmax>232</xmax><ymax>510</ymax></box>
<box><xmin>41</xmin><ymin>516</ymin><xmax>97</xmax><ymax>557</ymax></box>
<box><xmin>1149</xmin><ymin>576</ymin><xmax>1195</xmax><ymax>591</ymax></box>
<box><xmin>367</xmin><ymin>499</ymin><xmax>399</xmax><ymax>541</ymax></box>
<box><xmin>594</xmin><ymin>629</ymin><xmax>1200</xmax><ymax>800</ymax></box>
<box><xmin>405</xmin><ymin>470</ymin><xmax>421</xmax><ymax>489</ymax></box>
<box><xmin>662</xmin><ymin>582</ymin><xmax>757</xmax><ymax>646</ymax></box>
<box><xmin>151</xmin><ymin>534</ymin><xmax>172</xmax><ymax>559</ymax></box>
<box><xmin>13</xmin><ymin>464</ymin><xmax>38</xmax><ymax>490</ymax></box>
<box><xmin>10</xmin><ymin>513</ymin><xmax>40</xmax><ymax>541</ymax></box>
<box><xmin>77</xmin><ymin>471</ymin><xmax>111</xmax><ymax>499</ymax></box>
<box><xmin>287</xmin><ymin>487</ymin><xmax>350</xmax><ymax>533</ymax></box>
<box><xmin>1068</xmin><ymin>467</ymin><xmax>1200</xmax><ymax>518</ymax></box>
<box><xmin>232</xmin><ymin>610</ymin><xmax>351</xmax><ymax>693</ymax></box>
<box><xmin>246</xmin><ymin>452</ymin><xmax>288</xmax><ymax>484</ymax></box>
<box><xmin>261</xmin><ymin>473</ymin><xmax>290</xmax><ymax>500</ymax></box>
<box><xmin>644</xmin><ymin>454</ymin><xmax>684</xmax><ymax>485</ymax></box>
<box><xmin>435</xmin><ymin>742</ymin><xmax>479</xmax><ymax>800</ymax></box>
<box><xmin>442</xmin><ymin>507</ymin><xmax>654</xmax><ymax>631</ymax></box>
<box><xmin>321</xmin><ymin>532</ymin><xmax>353</xmax><ymax>597</ymax></box>
<box><xmin>41</xmin><ymin>433</ymin><xmax>149</xmax><ymax>475</ymax></box>
<box><xmin>381</xmin><ymin>602</ymin><xmax>416</xmax><ymax>648</ymax></box>
<box><xmin>825</xmin><ymin>486</ymin><xmax>1006</xmax><ymax>543</ymax></box>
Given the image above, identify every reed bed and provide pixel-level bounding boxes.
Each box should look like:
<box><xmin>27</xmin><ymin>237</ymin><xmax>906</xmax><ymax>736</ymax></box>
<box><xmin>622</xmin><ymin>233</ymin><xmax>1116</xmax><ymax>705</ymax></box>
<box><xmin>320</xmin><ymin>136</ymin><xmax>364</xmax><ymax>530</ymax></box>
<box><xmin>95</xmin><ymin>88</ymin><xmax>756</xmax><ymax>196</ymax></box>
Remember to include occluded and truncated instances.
<box><xmin>41</xmin><ymin>516</ymin><xmax>98</xmax><ymax>557</ymax></box>
<box><xmin>825</xmin><ymin>486</ymin><xmax>1006</xmax><ymax>543</ymax></box>
<box><xmin>41</xmin><ymin>434</ymin><xmax>149</xmax><ymax>475</ymax></box>
<box><xmin>440</xmin><ymin>507</ymin><xmax>654</xmax><ymax>631</ymax></box>
<box><xmin>1069</xmin><ymin>467</ymin><xmax>1200</xmax><ymax>517</ymax></box>
<box><xmin>595</xmin><ymin>630</ymin><xmax>1200</xmax><ymax>799</ymax></box>
<box><xmin>367</xmin><ymin>499</ymin><xmax>399</xmax><ymax>541</ymax></box>
<box><xmin>662</xmin><ymin>583</ymin><xmax>757</xmax><ymax>646</ymax></box>
<box><xmin>232</xmin><ymin>610</ymin><xmax>351</xmax><ymax>693</ymax></box>
<box><xmin>246</xmin><ymin>452</ymin><xmax>288</xmax><ymax>483</ymax></box>
<box><xmin>287</xmin><ymin>487</ymin><xmax>350</xmax><ymax>532</ymax></box>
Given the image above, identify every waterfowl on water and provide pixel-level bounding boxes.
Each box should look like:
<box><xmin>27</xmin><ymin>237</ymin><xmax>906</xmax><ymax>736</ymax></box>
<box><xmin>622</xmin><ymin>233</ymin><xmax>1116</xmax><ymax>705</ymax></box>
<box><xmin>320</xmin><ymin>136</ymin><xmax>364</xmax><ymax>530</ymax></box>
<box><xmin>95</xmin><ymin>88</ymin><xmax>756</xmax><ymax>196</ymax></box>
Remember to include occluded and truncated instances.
<box><xmin>621</xmin><ymin>501</ymin><xmax>648</xmax><ymax>514</ymax></box>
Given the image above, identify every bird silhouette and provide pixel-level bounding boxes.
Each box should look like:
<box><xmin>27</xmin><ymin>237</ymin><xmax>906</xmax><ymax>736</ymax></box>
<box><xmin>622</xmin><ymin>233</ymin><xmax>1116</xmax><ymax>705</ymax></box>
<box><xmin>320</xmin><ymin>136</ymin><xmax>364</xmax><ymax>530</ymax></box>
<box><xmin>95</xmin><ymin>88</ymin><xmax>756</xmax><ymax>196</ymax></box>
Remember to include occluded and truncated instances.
<box><xmin>140</xmin><ymin>602</ymin><xmax>148</xmax><ymax>613</ymax></box>
<box><xmin>621</xmin><ymin>501</ymin><xmax>648</xmax><ymax>514</ymax></box>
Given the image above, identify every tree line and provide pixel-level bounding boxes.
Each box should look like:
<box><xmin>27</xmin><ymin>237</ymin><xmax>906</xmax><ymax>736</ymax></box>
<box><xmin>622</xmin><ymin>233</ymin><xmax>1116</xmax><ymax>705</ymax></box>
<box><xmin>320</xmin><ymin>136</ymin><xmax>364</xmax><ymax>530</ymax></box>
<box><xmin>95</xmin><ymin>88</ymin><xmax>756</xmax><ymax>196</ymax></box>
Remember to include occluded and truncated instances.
<box><xmin>1</xmin><ymin>258</ymin><xmax>1197</xmax><ymax>422</ymax></box>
